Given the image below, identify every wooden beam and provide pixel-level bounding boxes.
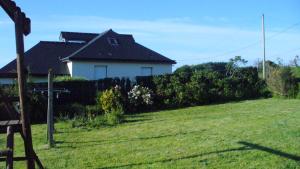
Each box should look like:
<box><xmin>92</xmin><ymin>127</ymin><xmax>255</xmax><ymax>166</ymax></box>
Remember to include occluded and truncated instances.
<box><xmin>19</xmin><ymin>132</ymin><xmax>44</xmax><ymax>169</ymax></box>
<box><xmin>0</xmin><ymin>0</ymin><xmax>17</xmax><ymax>20</ymax></box>
<box><xmin>0</xmin><ymin>0</ymin><xmax>31</xmax><ymax>35</ymax></box>
<box><xmin>14</xmin><ymin>10</ymin><xmax>35</xmax><ymax>169</ymax></box>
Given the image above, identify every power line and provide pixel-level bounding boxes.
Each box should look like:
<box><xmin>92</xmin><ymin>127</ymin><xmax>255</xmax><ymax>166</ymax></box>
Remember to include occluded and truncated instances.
<box><xmin>266</xmin><ymin>21</ymin><xmax>300</xmax><ymax>40</ymax></box>
<box><xmin>176</xmin><ymin>20</ymin><xmax>300</xmax><ymax>62</ymax></box>
<box><xmin>269</xmin><ymin>47</ymin><xmax>300</xmax><ymax>58</ymax></box>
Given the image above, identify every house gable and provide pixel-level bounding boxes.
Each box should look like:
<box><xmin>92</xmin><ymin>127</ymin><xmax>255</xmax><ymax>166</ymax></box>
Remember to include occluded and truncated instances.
<box><xmin>62</xmin><ymin>29</ymin><xmax>176</xmax><ymax>64</ymax></box>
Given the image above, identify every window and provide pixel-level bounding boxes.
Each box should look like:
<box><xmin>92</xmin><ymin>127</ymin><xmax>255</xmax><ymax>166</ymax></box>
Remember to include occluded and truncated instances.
<box><xmin>141</xmin><ymin>67</ymin><xmax>153</xmax><ymax>76</ymax></box>
<box><xmin>94</xmin><ymin>65</ymin><xmax>107</xmax><ymax>80</ymax></box>
<box><xmin>107</xmin><ymin>38</ymin><xmax>119</xmax><ymax>46</ymax></box>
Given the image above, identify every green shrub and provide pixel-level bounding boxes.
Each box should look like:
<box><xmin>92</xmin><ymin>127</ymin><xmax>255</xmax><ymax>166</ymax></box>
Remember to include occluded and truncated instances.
<box><xmin>100</xmin><ymin>87</ymin><xmax>124</xmax><ymax>113</ymax></box>
<box><xmin>266</xmin><ymin>66</ymin><xmax>299</xmax><ymax>98</ymax></box>
<box><xmin>105</xmin><ymin>108</ymin><xmax>124</xmax><ymax>125</ymax></box>
<box><xmin>86</xmin><ymin>105</ymin><xmax>103</xmax><ymax>120</ymax></box>
<box><xmin>170</xmin><ymin>73</ymin><xmax>193</xmax><ymax>106</ymax></box>
<box><xmin>56</xmin><ymin>103</ymin><xmax>86</xmax><ymax>119</ymax></box>
<box><xmin>291</xmin><ymin>67</ymin><xmax>300</xmax><ymax>78</ymax></box>
<box><xmin>54</xmin><ymin>76</ymin><xmax>87</xmax><ymax>82</ymax></box>
<box><xmin>71</xmin><ymin>116</ymin><xmax>88</xmax><ymax>128</ymax></box>
<box><xmin>71</xmin><ymin>115</ymin><xmax>107</xmax><ymax>128</ymax></box>
<box><xmin>152</xmin><ymin>66</ymin><xmax>268</xmax><ymax>108</ymax></box>
<box><xmin>99</xmin><ymin>86</ymin><xmax>125</xmax><ymax>125</ymax></box>
<box><xmin>153</xmin><ymin>74</ymin><xmax>175</xmax><ymax>108</ymax></box>
<box><xmin>187</xmin><ymin>71</ymin><xmax>214</xmax><ymax>104</ymax></box>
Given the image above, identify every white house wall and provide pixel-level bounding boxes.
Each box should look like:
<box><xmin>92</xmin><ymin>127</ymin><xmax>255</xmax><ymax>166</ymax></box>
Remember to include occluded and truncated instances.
<box><xmin>69</xmin><ymin>61</ymin><xmax>173</xmax><ymax>80</ymax></box>
<box><xmin>67</xmin><ymin>62</ymin><xmax>73</xmax><ymax>77</ymax></box>
<box><xmin>0</xmin><ymin>78</ymin><xmax>15</xmax><ymax>85</ymax></box>
<box><xmin>0</xmin><ymin>77</ymin><xmax>48</xmax><ymax>85</ymax></box>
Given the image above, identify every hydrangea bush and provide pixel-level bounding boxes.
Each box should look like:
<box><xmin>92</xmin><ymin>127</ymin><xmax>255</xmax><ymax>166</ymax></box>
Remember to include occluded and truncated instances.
<box><xmin>128</xmin><ymin>85</ymin><xmax>153</xmax><ymax>111</ymax></box>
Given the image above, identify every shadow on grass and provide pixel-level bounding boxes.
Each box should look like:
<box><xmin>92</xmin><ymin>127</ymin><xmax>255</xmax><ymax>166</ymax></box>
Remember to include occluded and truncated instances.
<box><xmin>55</xmin><ymin>130</ymin><xmax>206</xmax><ymax>149</ymax></box>
<box><xmin>123</xmin><ymin>118</ymin><xmax>152</xmax><ymax>124</ymax></box>
<box><xmin>96</xmin><ymin>141</ymin><xmax>300</xmax><ymax>168</ymax></box>
<box><xmin>97</xmin><ymin>146</ymin><xmax>252</xmax><ymax>169</ymax></box>
<box><xmin>238</xmin><ymin>141</ymin><xmax>300</xmax><ymax>162</ymax></box>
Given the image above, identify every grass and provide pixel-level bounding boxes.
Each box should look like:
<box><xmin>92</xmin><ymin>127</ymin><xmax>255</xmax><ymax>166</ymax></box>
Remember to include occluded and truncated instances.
<box><xmin>1</xmin><ymin>98</ymin><xmax>300</xmax><ymax>168</ymax></box>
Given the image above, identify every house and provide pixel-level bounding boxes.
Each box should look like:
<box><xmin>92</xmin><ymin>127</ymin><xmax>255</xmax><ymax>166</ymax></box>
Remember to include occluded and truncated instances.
<box><xmin>0</xmin><ymin>29</ymin><xmax>176</xmax><ymax>84</ymax></box>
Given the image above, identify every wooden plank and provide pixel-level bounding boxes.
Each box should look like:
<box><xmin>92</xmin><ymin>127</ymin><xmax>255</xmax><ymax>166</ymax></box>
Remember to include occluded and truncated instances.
<box><xmin>7</xmin><ymin>120</ymin><xmax>21</xmax><ymax>125</ymax></box>
<box><xmin>0</xmin><ymin>121</ymin><xmax>21</xmax><ymax>134</ymax></box>
<box><xmin>0</xmin><ymin>156</ymin><xmax>27</xmax><ymax>162</ymax></box>
<box><xmin>0</xmin><ymin>121</ymin><xmax>9</xmax><ymax>126</ymax></box>
<box><xmin>0</xmin><ymin>120</ymin><xmax>21</xmax><ymax>126</ymax></box>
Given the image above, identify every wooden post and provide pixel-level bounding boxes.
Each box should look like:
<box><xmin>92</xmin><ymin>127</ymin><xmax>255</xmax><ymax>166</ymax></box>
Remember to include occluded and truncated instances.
<box><xmin>47</xmin><ymin>69</ymin><xmax>54</xmax><ymax>147</ymax></box>
<box><xmin>14</xmin><ymin>11</ymin><xmax>35</xmax><ymax>169</ymax></box>
<box><xmin>6</xmin><ymin>126</ymin><xmax>14</xmax><ymax>169</ymax></box>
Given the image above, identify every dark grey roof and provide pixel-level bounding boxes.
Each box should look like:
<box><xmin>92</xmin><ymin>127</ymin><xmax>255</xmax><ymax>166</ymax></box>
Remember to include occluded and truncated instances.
<box><xmin>62</xmin><ymin>30</ymin><xmax>176</xmax><ymax>64</ymax></box>
<box><xmin>0</xmin><ymin>41</ymin><xmax>84</xmax><ymax>77</ymax></box>
<box><xmin>0</xmin><ymin>29</ymin><xmax>176</xmax><ymax>77</ymax></box>
<box><xmin>60</xmin><ymin>31</ymin><xmax>99</xmax><ymax>42</ymax></box>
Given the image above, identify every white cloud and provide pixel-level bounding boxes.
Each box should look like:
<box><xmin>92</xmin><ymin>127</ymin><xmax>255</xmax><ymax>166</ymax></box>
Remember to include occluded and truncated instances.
<box><xmin>1</xmin><ymin>15</ymin><xmax>300</xmax><ymax>68</ymax></box>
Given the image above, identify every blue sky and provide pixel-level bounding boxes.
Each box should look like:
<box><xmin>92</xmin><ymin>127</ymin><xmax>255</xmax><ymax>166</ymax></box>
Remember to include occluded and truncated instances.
<box><xmin>0</xmin><ymin>0</ymin><xmax>299</xmax><ymax>69</ymax></box>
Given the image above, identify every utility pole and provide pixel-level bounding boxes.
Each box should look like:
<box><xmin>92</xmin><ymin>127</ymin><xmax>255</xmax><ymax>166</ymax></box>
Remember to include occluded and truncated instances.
<box><xmin>262</xmin><ymin>14</ymin><xmax>266</xmax><ymax>79</ymax></box>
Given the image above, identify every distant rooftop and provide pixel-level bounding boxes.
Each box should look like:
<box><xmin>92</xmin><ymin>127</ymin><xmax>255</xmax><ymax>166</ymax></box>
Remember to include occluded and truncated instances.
<box><xmin>59</xmin><ymin>31</ymin><xmax>99</xmax><ymax>43</ymax></box>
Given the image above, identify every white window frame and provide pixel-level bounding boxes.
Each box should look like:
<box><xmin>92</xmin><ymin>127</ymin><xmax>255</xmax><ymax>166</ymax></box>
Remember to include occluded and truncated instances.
<box><xmin>94</xmin><ymin>65</ymin><xmax>108</xmax><ymax>80</ymax></box>
<box><xmin>107</xmin><ymin>38</ymin><xmax>119</xmax><ymax>46</ymax></box>
<box><xmin>141</xmin><ymin>67</ymin><xmax>153</xmax><ymax>76</ymax></box>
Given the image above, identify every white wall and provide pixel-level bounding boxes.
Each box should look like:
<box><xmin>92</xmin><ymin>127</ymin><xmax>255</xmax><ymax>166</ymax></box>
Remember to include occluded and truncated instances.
<box><xmin>67</xmin><ymin>62</ymin><xmax>73</xmax><ymax>77</ymax></box>
<box><xmin>68</xmin><ymin>61</ymin><xmax>173</xmax><ymax>80</ymax></box>
<box><xmin>0</xmin><ymin>77</ymin><xmax>48</xmax><ymax>85</ymax></box>
<box><xmin>0</xmin><ymin>78</ymin><xmax>16</xmax><ymax>85</ymax></box>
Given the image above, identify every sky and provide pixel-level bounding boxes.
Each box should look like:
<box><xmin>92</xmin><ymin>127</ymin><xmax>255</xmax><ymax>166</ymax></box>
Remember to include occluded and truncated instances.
<box><xmin>0</xmin><ymin>0</ymin><xmax>299</xmax><ymax>69</ymax></box>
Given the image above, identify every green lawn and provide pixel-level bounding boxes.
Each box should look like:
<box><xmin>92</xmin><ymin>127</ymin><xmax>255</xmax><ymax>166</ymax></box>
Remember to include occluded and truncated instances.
<box><xmin>1</xmin><ymin>98</ymin><xmax>300</xmax><ymax>168</ymax></box>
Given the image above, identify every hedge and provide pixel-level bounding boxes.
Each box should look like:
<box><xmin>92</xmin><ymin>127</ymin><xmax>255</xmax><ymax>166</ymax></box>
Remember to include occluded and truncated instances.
<box><xmin>0</xmin><ymin>66</ymin><xmax>269</xmax><ymax>123</ymax></box>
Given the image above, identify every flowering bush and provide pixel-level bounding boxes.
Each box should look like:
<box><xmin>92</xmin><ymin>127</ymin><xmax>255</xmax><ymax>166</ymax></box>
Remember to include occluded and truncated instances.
<box><xmin>128</xmin><ymin>85</ymin><xmax>153</xmax><ymax>112</ymax></box>
<box><xmin>99</xmin><ymin>85</ymin><xmax>124</xmax><ymax>125</ymax></box>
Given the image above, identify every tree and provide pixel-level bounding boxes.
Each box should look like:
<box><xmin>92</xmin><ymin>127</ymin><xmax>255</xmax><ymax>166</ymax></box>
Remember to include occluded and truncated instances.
<box><xmin>290</xmin><ymin>55</ymin><xmax>299</xmax><ymax>67</ymax></box>
<box><xmin>226</xmin><ymin>56</ymin><xmax>248</xmax><ymax>77</ymax></box>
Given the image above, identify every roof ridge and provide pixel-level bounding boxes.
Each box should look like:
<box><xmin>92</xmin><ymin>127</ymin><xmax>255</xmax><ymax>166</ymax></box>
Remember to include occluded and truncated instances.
<box><xmin>40</xmin><ymin>41</ymin><xmax>85</xmax><ymax>45</ymax></box>
<box><xmin>60</xmin><ymin>31</ymin><xmax>100</xmax><ymax>35</ymax></box>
